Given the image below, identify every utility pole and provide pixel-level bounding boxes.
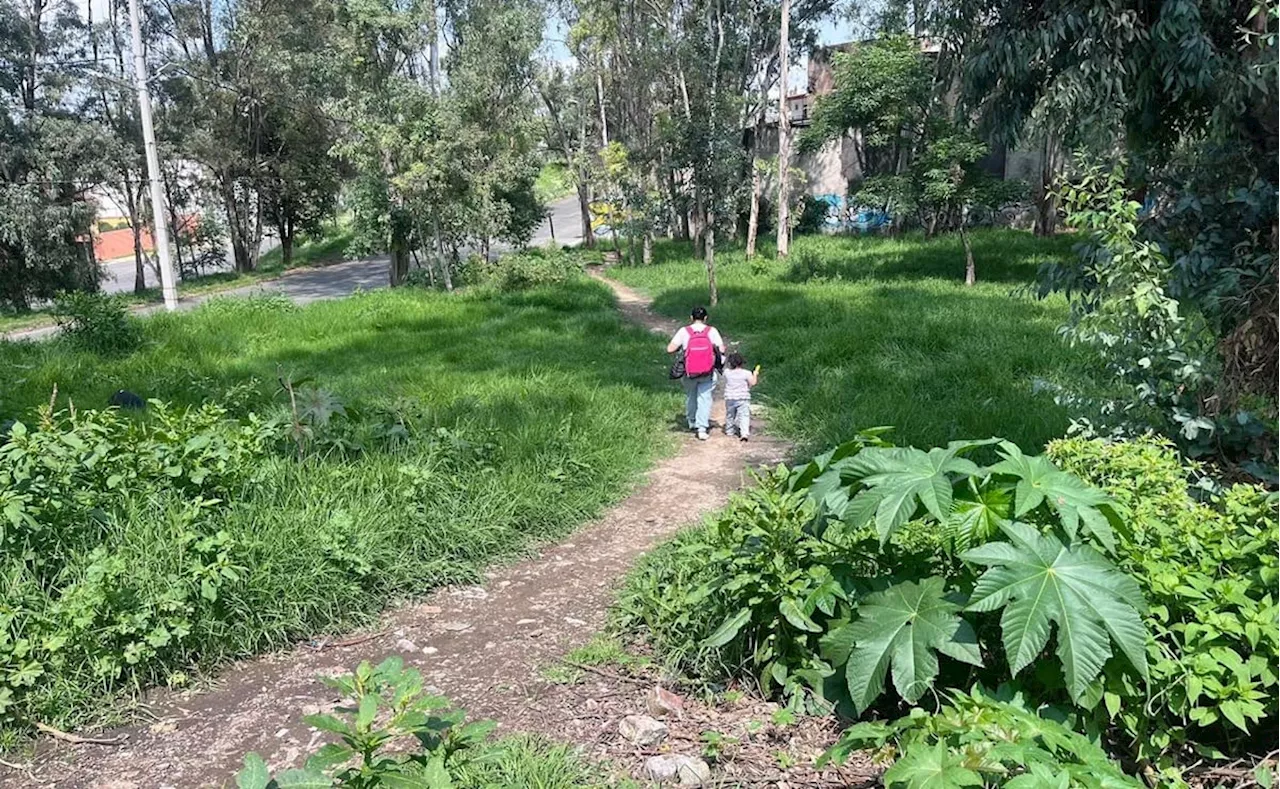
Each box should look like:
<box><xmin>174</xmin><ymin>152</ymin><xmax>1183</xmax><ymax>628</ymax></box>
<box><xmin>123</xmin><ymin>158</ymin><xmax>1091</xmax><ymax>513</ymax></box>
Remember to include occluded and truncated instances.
<box><xmin>776</xmin><ymin>0</ymin><xmax>792</xmax><ymax>258</ymax></box>
<box><xmin>128</xmin><ymin>0</ymin><xmax>177</xmax><ymax>311</ymax></box>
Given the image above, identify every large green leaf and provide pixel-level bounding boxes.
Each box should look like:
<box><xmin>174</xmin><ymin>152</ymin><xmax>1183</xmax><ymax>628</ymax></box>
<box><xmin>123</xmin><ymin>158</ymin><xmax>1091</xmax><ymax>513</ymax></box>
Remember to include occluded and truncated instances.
<box><xmin>962</xmin><ymin>522</ymin><xmax>1149</xmax><ymax>703</ymax></box>
<box><xmin>703</xmin><ymin>607</ymin><xmax>752</xmax><ymax>648</ymax></box>
<box><xmin>945</xmin><ymin>479</ymin><xmax>1012</xmax><ymax>552</ymax></box>
<box><xmin>789</xmin><ymin>427</ymin><xmax>894</xmax><ymax>493</ymax></box>
<box><xmin>236</xmin><ymin>753</ymin><xmax>270</xmax><ymax>789</ymax></box>
<box><xmin>882</xmin><ymin>742</ymin><xmax>983</xmax><ymax>789</ymax></box>
<box><xmin>842</xmin><ymin>443</ymin><xmax>990</xmax><ymax>544</ymax></box>
<box><xmin>833</xmin><ymin>577</ymin><xmax>982</xmax><ymax>712</ymax></box>
<box><xmin>780</xmin><ymin>597</ymin><xmax>822</xmax><ymax>632</ymax></box>
<box><xmin>272</xmin><ymin>768</ymin><xmax>333</xmax><ymax>789</ymax></box>
<box><xmin>988</xmin><ymin>442</ymin><xmax>1125</xmax><ymax>552</ymax></box>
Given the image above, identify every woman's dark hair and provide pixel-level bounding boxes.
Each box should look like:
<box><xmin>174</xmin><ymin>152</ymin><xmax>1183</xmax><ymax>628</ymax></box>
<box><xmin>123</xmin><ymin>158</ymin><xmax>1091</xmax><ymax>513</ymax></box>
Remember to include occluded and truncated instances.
<box><xmin>726</xmin><ymin>351</ymin><xmax>745</xmax><ymax>369</ymax></box>
<box><xmin>691</xmin><ymin>306</ymin><xmax>708</xmax><ymax>321</ymax></box>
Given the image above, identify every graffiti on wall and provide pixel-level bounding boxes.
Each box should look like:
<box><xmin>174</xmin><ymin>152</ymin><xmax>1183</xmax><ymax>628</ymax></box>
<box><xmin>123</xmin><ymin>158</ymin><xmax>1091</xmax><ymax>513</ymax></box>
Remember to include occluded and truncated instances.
<box><xmin>813</xmin><ymin>194</ymin><xmax>891</xmax><ymax>233</ymax></box>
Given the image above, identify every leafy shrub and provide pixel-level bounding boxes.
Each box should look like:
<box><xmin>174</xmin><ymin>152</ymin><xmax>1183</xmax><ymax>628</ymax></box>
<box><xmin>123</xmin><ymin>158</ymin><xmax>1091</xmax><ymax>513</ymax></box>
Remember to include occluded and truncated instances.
<box><xmin>237</xmin><ymin>657</ymin><xmax>493</xmax><ymax>788</ymax></box>
<box><xmin>616</xmin><ymin>429</ymin><xmax>1279</xmax><ymax>774</ymax></box>
<box><xmin>1045</xmin><ymin>161</ymin><xmax>1277</xmax><ymax>474</ymax></box>
<box><xmin>237</xmin><ymin>659</ymin><xmax>617</xmax><ymax>789</ymax></box>
<box><xmin>1047</xmin><ymin>435</ymin><xmax>1278</xmax><ymax>765</ymax></box>
<box><xmin>410</xmin><ymin>250</ymin><xmax>584</xmax><ymax>292</ymax></box>
<box><xmin>616</xmin><ymin>430</ymin><xmax>1149</xmax><ymax>719</ymax></box>
<box><xmin>52</xmin><ymin>291</ymin><xmax>141</xmax><ymax>355</ymax></box>
<box><xmin>0</xmin><ymin>401</ymin><xmax>280</xmax><ymax>732</ymax></box>
<box><xmin>821</xmin><ymin>685</ymin><xmax>1142</xmax><ymax>788</ymax></box>
<box><xmin>0</xmin><ymin>401</ymin><xmax>278</xmax><ymax>570</ymax></box>
<box><xmin>489</xmin><ymin>251</ymin><xmax>582</xmax><ymax>291</ymax></box>
<box><xmin>615</xmin><ymin>466</ymin><xmax>877</xmax><ymax>702</ymax></box>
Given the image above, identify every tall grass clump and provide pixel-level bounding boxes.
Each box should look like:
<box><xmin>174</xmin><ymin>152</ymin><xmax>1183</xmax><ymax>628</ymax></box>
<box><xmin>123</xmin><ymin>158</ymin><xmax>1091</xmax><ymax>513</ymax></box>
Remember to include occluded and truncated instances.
<box><xmin>0</xmin><ymin>275</ymin><xmax>678</xmax><ymax>744</ymax></box>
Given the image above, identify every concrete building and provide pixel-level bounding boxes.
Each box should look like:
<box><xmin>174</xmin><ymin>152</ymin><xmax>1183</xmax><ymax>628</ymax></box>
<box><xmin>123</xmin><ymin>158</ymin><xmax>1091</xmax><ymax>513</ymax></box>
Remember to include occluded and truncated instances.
<box><xmin>758</xmin><ymin>38</ymin><xmax>1042</xmax><ymax>226</ymax></box>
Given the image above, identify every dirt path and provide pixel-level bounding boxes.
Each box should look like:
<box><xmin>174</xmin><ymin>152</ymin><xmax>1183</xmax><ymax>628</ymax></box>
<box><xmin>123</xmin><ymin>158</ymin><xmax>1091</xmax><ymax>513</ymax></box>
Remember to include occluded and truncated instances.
<box><xmin>10</xmin><ymin>270</ymin><xmax>792</xmax><ymax>788</ymax></box>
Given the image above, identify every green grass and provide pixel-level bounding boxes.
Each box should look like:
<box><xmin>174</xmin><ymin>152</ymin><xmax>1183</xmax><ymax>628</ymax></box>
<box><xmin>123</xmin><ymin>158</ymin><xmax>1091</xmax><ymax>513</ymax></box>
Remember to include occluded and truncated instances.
<box><xmin>541</xmin><ymin>634</ymin><xmax>650</xmax><ymax>684</ymax></box>
<box><xmin>608</xmin><ymin>229</ymin><xmax>1095</xmax><ymax>453</ymax></box>
<box><xmin>535</xmin><ymin>162</ymin><xmax>577</xmax><ymax>203</ymax></box>
<box><xmin>257</xmin><ymin>218</ymin><xmax>358</xmax><ymax>271</ymax></box>
<box><xmin>0</xmin><ymin>309</ymin><xmax>56</xmax><ymax>333</ymax></box>
<box><xmin>459</xmin><ymin>736</ymin><xmax>637</xmax><ymax>788</ymax></box>
<box><xmin>0</xmin><ymin>276</ymin><xmax>680</xmax><ymax>738</ymax></box>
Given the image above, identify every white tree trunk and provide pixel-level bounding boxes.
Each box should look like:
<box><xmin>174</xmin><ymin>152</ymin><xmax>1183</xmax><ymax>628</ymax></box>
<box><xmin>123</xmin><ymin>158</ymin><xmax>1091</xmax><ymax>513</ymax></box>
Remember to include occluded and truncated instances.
<box><xmin>776</xmin><ymin>0</ymin><xmax>792</xmax><ymax>258</ymax></box>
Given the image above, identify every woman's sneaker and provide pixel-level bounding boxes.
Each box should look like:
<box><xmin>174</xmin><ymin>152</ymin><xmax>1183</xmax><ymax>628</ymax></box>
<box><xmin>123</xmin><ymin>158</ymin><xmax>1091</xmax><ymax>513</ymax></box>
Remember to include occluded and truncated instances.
<box><xmin>696</xmin><ymin>429</ymin><xmax>708</xmax><ymax>441</ymax></box>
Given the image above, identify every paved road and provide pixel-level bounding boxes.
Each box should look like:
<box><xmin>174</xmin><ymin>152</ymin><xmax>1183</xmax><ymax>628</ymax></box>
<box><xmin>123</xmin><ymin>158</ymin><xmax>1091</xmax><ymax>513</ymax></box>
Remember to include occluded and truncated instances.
<box><xmin>100</xmin><ymin>236</ymin><xmax>281</xmax><ymax>296</ymax></box>
<box><xmin>4</xmin><ymin>196</ymin><xmax>587</xmax><ymax>342</ymax></box>
<box><xmin>535</xmin><ymin>193</ymin><xmax>587</xmax><ymax>247</ymax></box>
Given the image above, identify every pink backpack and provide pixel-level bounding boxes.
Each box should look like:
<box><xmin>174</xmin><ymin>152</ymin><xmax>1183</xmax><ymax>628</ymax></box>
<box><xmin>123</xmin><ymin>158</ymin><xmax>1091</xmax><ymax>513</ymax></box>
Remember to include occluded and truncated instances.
<box><xmin>684</xmin><ymin>326</ymin><xmax>716</xmax><ymax>377</ymax></box>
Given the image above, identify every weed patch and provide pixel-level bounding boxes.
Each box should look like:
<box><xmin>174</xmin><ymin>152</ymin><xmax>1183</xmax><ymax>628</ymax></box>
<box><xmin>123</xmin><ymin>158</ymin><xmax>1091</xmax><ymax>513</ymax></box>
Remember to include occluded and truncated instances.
<box><xmin>0</xmin><ymin>276</ymin><xmax>678</xmax><ymax>742</ymax></box>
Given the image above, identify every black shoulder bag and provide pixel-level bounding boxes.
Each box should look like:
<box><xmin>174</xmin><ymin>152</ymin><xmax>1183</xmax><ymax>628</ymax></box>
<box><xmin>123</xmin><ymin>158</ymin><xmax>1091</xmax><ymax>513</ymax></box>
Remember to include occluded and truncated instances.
<box><xmin>669</xmin><ymin>349</ymin><xmax>686</xmax><ymax>380</ymax></box>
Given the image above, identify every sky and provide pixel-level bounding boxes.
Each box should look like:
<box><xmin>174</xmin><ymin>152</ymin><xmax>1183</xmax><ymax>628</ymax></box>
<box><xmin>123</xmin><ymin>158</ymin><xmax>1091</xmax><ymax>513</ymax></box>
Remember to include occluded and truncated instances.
<box><xmin>543</xmin><ymin>13</ymin><xmax>857</xmax><ymax>94</ymax></box>
<box><xmin>80</xmin><ymin>0</ymin><xmax>857</xmax><ymax>96</ymax></box>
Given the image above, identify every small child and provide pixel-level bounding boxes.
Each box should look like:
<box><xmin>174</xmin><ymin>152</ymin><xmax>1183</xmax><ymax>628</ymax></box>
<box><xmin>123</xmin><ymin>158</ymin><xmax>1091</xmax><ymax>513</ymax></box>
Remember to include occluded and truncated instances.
<box><xmin>721</xmin><ymin>352</ymin><xmax>758</xmax><ymax>441</ymax></box>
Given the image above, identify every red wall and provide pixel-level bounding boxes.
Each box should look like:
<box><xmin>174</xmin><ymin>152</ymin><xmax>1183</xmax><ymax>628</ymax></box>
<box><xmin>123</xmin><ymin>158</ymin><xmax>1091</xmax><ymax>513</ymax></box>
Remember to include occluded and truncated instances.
<box><xmin>93</xmin><ymin>216</ymin><xmax>198</xmax><ymax>262</ymax></box>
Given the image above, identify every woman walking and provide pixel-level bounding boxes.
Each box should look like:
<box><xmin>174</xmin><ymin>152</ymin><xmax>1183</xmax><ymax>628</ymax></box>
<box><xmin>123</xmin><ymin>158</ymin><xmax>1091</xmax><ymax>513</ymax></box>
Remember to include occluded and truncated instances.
<box><xmin>667</xmin><ymin>306</ymin><xmax>725</xmax><ymax>440</ymax></box>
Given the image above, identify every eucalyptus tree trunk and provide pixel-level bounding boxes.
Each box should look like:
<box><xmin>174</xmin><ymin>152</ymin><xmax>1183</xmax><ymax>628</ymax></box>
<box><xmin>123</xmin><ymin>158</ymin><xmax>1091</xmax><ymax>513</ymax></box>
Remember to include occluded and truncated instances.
<box><xmin>775</xmin><ymin>0</ymin><xmax>792</xmax><ymax>258</ymax></box>
<box><xmin>746</xmin><ymin>164</ymin><xmax>762</xmax><ymax>258</ymax></box>
<box><xmin>961</xmin><ymin>204</ymin><xmax>975</xmax><ymax>286</ymax></box>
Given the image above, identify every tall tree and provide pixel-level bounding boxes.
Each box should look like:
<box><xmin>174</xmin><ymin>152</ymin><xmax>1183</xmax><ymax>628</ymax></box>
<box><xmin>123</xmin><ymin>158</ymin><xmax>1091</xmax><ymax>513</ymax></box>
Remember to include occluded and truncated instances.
<box><xmin>536</xmin><ymin>62</ymin><xmax>596</xmax><ymax>248</ymax></box>
<box><xmin>0</xmin><ymin>0</ymin><xmax>111</xmax><ymax>310</ymax></box>
<box><xmin>86</xmin><ymin>0</ymin><xmax>151</xmax><ymax>294</ymax></box>
<box><xmin>774</xmin><ymin>0</ymin><xmax>790</xmax><ymax>258</ymax></box>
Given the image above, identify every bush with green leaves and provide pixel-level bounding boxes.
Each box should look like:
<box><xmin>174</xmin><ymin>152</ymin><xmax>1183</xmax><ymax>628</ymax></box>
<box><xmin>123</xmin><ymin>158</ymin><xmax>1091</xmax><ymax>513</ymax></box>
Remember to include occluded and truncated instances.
<box><xmin>237</xmin><ymin>657</ymin><xmax>493</xmax><ymax>788</ymax></box>
<box><xmin>615</xmin><ymin>429</ymin><xmax>1279</xmax><ymax>773</ymax></box>
<box><xmin>418</xmin><ymin>249</ymin><xmax>586</xmax><ymax>293</ymax></box>
<box><xmin>617</xmin><ymin>430</ymin><xmax>1149</xmax><ymax>715</ymax></box>
<box><xmin>819</xmin><ymin>685</ymin><xmax>1142</xmax><ymax>788</ymax></box>
<box><xmin>1044</xmin><ymin>161</ymin><xmax>1276</xmax><ymax>475</ymax></box>
<box><xmin>1047</xmin><ymin>435</ymin><xmax>1278</xmax><ymax>766</ymax></box>
<box><xmin>237</xmin><ymin>659</ymin><xmax>626</xmax><ymax>789</ymax></box>
<box><xmin>52</xmin><ymin>291</ymin><xmax>142</xmax><ymax>355</ymax></box>
<box><xmin>488</xmin><ymin>250</ymin><xmax>583</xmax><ymax>292</ymax></box>
<box><xmin>0</xmin><ymin>400</ymin><xmax>279</xmax><ymax>576</ymax></box>
<box><xmin>0</xmin><ymin>400</ymin><xmax>280</xmax><ymax>731</ymax></box>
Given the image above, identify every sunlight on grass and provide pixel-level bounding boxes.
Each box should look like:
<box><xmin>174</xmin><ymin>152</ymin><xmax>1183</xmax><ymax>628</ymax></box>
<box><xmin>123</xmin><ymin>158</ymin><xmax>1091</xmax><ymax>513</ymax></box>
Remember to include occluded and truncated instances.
<box><xmin>0</xmin><ymin>277</ymin><xmax>680</xmax><ymax>733</ymax></box>
<box><xmin>535</xmin><ymin>161</ymin><xmax>576</xmax><ymax>203</ymax></box>
<box><xmin>258</xmin><ymin>217</ymin><xmax>358</xmax><ymax>271</ymax></box>
<box><xmin>609</xmin><ymin>229</ymin><xmax>1096</xmax><ymax>453</ymax></box>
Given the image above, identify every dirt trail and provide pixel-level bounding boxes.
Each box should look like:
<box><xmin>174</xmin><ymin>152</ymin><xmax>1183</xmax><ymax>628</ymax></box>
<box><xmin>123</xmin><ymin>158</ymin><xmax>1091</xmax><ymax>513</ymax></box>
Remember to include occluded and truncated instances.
<box><xmin>11</xmin><ymin>270</ymin><xmax>791</xmax><ymax>788</ymax></box>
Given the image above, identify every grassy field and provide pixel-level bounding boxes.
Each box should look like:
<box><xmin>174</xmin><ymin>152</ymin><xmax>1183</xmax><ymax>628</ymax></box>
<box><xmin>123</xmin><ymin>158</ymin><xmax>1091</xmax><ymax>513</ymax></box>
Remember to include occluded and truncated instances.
<box><xmin>608</xmin><ymin>229</ymin><xmax>1094</xmax><ymax>453</ymax></box>
<box><xmin>0</xmin><ymin>276</ymin><xmax>678</xmax><ymax>739</ymax></box>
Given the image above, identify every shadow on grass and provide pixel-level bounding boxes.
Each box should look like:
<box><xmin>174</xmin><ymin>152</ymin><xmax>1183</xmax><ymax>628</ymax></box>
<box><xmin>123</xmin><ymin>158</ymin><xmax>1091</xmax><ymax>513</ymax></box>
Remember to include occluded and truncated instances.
<box><xmin>780</xmin><ymin>230</ymin><xmax>1076</xmax><ymax>285</ymax></box>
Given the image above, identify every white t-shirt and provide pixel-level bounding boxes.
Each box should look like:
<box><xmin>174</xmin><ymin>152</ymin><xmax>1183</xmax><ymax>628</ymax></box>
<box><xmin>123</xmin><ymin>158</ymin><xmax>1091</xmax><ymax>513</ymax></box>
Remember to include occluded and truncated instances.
<box><xmin>670</xmin><ymin>323</ymin><xmax>725</xmax><ymax>351</ymax></box>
